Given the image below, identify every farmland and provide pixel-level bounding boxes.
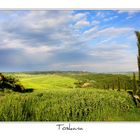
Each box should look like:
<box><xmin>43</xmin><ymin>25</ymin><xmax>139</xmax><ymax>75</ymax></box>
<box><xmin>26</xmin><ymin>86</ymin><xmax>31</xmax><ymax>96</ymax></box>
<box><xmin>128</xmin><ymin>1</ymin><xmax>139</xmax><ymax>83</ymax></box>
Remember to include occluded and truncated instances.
<box><xmin>0</xmin><ymin>72</ymin><xmax>140</xmax><ymax>121</ymax></box>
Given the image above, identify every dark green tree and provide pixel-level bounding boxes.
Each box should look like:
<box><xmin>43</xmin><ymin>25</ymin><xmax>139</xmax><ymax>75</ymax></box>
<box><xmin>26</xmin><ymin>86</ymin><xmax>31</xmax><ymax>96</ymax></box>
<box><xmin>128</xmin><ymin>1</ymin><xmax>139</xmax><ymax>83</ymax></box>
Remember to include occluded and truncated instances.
<box><xmin>124</xmin><ymin>82</ymin><xmax>127</xmax><ymax>91</ymax></box>
<box><xmin>0</xmin><ymin>73</ymin><xmax>25</xmax><ymax>92</ymax></box>
<box><xmin>107</xmin><ymin>84</ymin><xmax>109</xmax><ymax>90</ymax></box>
<box><xmin>103</xmin><ymin>85</ymin><xmax>106</xmax><ymax>90</ymax></box>
<box><xmin>135</xmin><ymin>31</ymin><xmax>140</xmax><ymax>96</ymax></box>
<box><xmin>117</xmin><ymin>77</ymin><xmax>120</xmax><ymax>91</ymax></box>
<box><xmin>133</xmin><ymin>72</ymin><xmax>137</xmax><ymax>95</ymax></box>
<box><xmin>112</xmin><ymin>82</ymin><xmax>115</xmax><ymax>90</ymax></box>
<box><xmin>135</xmin><ymin>31</ymin><xmax>140</xmax><ymax>81</ymax></box>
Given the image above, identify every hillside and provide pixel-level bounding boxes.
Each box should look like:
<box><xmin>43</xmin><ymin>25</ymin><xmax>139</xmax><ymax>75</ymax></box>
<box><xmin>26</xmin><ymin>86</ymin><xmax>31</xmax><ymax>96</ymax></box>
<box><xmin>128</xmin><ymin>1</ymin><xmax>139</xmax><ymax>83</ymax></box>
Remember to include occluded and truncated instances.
<box><xmin>12</xmin><ymin>72</ymin><xmax>133</xmax><ymax>90</ymax></box>
<box><xmin>0</xmin><ymin>72</ymin><xmax>140</xmax><ymax>121</ymax></box>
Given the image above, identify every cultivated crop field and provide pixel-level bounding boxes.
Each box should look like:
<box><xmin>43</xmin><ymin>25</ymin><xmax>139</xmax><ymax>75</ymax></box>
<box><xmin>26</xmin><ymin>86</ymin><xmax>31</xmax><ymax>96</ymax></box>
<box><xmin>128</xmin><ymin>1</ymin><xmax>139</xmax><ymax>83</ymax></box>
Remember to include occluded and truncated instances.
<box><xmin>0</xmin><ymin>72</ymin><xmax>140</xmax><ymax>121</ymax></box>
<box><xmin>18</xmin><ymin>74</ymin><xmax>77</xmax><ymax>89</ymax></box>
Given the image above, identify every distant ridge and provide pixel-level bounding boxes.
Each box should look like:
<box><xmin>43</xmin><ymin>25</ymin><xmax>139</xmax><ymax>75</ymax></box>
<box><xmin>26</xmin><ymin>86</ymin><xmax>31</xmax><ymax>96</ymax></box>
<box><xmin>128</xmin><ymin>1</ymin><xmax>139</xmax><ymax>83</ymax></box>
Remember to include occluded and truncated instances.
<box><xmin>1</xmin><ymin>70</ymin><xmax>138</xmax><ymax>75</ymax></box>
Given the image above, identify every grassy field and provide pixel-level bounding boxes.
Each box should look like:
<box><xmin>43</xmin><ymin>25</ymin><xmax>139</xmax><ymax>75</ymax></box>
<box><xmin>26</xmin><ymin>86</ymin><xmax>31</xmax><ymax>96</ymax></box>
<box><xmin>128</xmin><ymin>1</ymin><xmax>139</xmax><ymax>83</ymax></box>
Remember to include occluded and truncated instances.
<box><xmin>18</xmin><ymin>74</ymin><xmax>77</xmax><ymax>89</ymax></box>
<box><xmin>0</xmin><ymin>89</ymin><xmax>140</xmax><ymax>121</ymax></box>
<box><xmin>0</xmin><ymin>72</ymin><xmax>140</xmax><ymax>121</ymax></box>
<box><xmin>13</xmin><ymin>72</ymin><xmax>133</xmax><ymax>90</ymax></box>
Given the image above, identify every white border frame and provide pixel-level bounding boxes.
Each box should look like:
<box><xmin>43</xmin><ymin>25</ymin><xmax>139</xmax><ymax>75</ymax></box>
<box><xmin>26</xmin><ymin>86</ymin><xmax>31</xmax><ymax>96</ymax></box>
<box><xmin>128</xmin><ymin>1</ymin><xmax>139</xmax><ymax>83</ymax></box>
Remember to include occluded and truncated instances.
<box><xmin>0</xmin><ymin>7</ymin><xmax>140</xmax><ymax>140</ymax></box>
<box><xmin>0</xmin><ymin>0</ymin><xmax>140</xmax><ymax>9</ymax></box>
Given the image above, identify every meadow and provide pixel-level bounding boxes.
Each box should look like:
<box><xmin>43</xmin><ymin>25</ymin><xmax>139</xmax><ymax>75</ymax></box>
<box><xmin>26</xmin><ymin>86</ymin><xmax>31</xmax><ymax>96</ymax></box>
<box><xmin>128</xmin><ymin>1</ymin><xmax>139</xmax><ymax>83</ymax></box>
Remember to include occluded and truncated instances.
<box><xmin>0</xmin><ymin>72</ymin><xmax>140</xmax><ymax>121</ymax></box>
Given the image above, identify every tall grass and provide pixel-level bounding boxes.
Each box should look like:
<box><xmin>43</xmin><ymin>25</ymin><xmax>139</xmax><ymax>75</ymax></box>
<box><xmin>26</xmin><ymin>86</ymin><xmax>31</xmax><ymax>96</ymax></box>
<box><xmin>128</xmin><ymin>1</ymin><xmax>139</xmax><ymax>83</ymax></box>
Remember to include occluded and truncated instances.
<box><xmin>0</xmin><ymin>89</ymin><xmax>139</xmax><ymax>121</ymax></box>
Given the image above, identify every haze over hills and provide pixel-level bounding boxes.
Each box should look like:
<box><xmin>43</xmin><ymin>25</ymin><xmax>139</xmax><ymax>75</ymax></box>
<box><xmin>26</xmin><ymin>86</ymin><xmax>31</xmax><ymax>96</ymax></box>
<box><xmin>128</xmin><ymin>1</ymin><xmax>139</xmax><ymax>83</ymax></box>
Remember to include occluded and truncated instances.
<box><xmin>1</xmin><ymin>70</ymin><xmax>138</xmax><ymax>74</ymax></box>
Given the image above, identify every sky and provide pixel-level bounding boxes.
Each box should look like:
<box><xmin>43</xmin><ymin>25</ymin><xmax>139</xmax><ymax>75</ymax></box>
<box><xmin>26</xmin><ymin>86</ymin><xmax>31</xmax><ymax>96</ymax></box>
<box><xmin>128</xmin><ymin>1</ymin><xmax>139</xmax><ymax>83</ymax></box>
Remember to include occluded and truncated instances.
<box><xmin>0</xmin><ymin>10</ymin><xmax>140</xmax><ymax>72</ymax></box>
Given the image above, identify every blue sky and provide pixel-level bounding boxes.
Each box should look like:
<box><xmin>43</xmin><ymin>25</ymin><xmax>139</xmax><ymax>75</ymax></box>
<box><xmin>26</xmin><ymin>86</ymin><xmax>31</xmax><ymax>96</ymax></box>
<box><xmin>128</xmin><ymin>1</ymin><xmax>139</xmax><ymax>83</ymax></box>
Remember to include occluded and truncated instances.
<box><xmin>0</xmin><ymin>10</ymin><xmax>140</xmax><ymax>72</ymax></box>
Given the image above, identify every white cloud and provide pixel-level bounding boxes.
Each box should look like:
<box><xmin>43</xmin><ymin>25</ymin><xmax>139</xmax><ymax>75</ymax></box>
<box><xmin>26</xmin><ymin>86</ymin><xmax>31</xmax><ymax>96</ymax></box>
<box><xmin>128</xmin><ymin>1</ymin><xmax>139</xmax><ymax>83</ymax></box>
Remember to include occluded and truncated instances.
<box><xmin>91</xmin><ymin>20</ymin><xmax>100</xmax><ymax>25</ymax></box>
<box><xmin>84</xmin><ymin>26</ymin><xmax>134</xmax><ymax>40</ymax></box>
<box><xmin>87</xmin><ymin>43</ymin><xmax>137</xmax><ymax>72</ymax></box>
<box><xmin>72</xmin><ymin>12</ymin><xmax>88</xmax><ymax>21</ymax></box>
<box><xmin>21</xmin><ymin>11</ymin><xmax>72</xmax><ymax>30</ymax></box>
<box><xmin>118</xmin><ymin>10</ymin><xmax>139</xmax><ymax>15</ymax></box>
<box><xmin>75</xmin><ymin>19</ymin><xmax>90</xmax><ymax>28</ymax></box>
<box><xmin>0</xmin><ymin>10</ymin><xmax>138</xmax><ymax>72</ymax></box>
<box><xmin>104</xmin><ymin>16</ymin><xmax>118</xmax><ymax>21</ymax></box>
<box><xmin>98</xmin><ymin>27</ymin><xmax>133</xmax><ymax>35</ymax></box>
<box><xmin>118</xmin><ymin>10</ymin><xmax>139</xmax><ymax>19</ymax></box>
<box><xmin>83</xmin><ymin>26</ymin><xmax>98</xmax><ymax>35</ymax></box>
<box><xmin>25</xmin><ymin>45</ymin><xmax>51</xmax><ymax>54</ymax></box>
<box><xmin>96</xmin><ymin>12</ymin><xmax>105</xmax><ymax>18</ymax></box>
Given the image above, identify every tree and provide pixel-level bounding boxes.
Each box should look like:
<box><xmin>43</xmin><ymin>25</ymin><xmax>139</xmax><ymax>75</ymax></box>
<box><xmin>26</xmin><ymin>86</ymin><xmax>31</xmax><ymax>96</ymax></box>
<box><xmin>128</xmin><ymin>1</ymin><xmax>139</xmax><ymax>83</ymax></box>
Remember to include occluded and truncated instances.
<box><xmin>107</xmin><ymin>84</ymin><xmax>109</xmax><ymax>90</ymax></box>
<box><xmin>103</xmin><ymin>85</ymin><xmax>106</xmax><ymax>90</ymax></box>
<box><xmin>135</xmin><ymin>31</ymin><xmax>140</xmax><ymax>95</ymax></box>
<box><xmin>0</xmin><ymin>73</ymin><xmax>25</xmax><ymax>92</ymax></box>
<box><xmin>112</xmin><ymin>82</ymin><xmax>115</xmax><ymax>90</ymax></box>
<box><xmin>133</xmin><ymin>72</ymin><xmax>137</xmax><ymax>95</ymax></box>
<box><xmin>117</xmin><ymin>77</ymin><xmax>120</xmax><ymax>91</ymax></box>
<box><xmin>124</xmin><ymin>82</ymin><xmax>127</xmax><ymax>91</ymax></box>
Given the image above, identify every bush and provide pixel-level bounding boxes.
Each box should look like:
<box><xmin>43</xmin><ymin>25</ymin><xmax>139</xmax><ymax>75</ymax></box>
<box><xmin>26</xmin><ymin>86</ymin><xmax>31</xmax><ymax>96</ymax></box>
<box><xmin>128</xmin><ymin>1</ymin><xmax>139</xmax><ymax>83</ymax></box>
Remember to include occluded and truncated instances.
<box><xmin>0</xmin><ymin>73</ymin><xmax>25</xmax><ymax>93</ymax></box>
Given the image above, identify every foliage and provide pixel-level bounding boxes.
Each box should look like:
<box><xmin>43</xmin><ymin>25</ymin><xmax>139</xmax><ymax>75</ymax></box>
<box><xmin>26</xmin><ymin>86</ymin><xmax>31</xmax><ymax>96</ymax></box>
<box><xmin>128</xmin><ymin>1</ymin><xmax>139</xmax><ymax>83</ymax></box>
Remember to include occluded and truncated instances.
<box><xmin>135</xmin><ymin>31</ymin><xmax>140</xmax><ymax>81</ymax></box>
<box><xmin>135</xmin><ymin>31</ymin><xmax>140</xmax><ymax>95</ymax></box>
<box><xmin>3</xmin><ymin>72</ymin><xmax>134</xmax><ymax>91</ymax></box>
<box><xmin>65</xmin><ymin>73</ymin><xmax>133</xmax><ymax>90</ymax></box>
<box><xmin>124</xmin><ymin>82</ymin><xmax>127</xmax><ymax>91</ymax></box>
<box><xmin>0</xmin><ymin>73</ymin><xmax>25</xmax><ymax>92</ymax></box>
<box><xmin>117</xmin><ymin>77</ymin><xmax>120</xmax><ymax>91</ymax></box>
<box><xmin>0</xmin><ymin>72</ymin><xmax>139</xmax><ymax>121</ymax></box>
<box><xmin>133</xmin><ymin>72</ymin><xmax>137</xmax><ymax>95</ymax></box>
<box><xmin>112</xmin><ymin>82</ymin><xmax>115</xmax><ymax>90</ymax></box>
<box><xmin>0</xmin><ymin>89</ymin><xmax>139</xmax><ymax>121</ymax></box>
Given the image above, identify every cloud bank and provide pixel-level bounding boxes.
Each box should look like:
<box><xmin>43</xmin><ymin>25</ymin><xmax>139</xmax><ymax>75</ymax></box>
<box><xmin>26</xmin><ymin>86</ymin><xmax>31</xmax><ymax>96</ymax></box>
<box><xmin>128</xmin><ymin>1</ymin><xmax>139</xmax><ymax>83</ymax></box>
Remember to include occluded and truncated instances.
<box><xmin>0</xmin><ymin>10</ymin><xmax>139</xmax><ymax>72</ymax></box>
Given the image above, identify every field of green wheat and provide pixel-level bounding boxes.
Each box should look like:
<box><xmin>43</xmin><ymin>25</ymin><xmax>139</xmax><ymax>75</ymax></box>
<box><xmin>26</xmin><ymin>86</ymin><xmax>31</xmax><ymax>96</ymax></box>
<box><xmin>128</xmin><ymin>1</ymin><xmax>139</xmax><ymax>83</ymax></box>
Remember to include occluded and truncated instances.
<box><xmin>0</xmin><ymin>72</ymin><xmax>140</xmax><ymax>121</ymax></box>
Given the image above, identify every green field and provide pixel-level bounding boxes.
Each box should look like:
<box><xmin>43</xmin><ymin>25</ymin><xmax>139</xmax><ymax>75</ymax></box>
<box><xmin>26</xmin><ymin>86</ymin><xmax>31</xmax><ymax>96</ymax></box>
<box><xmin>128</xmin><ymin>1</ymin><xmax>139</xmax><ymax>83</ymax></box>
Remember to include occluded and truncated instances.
<box><xmin>0</xmin><ymin>72</ymin><xmax>140</xmax><ymax>121</ymax></box>
<box><xmin>14</xmin><ymin>72</ymin><xmax>133</xmax><ymax>90</ymax></box>
<box><xmin>19</xmin><ymin>74</ymin><xmax>77</xmax><ymax>89</ymax></box>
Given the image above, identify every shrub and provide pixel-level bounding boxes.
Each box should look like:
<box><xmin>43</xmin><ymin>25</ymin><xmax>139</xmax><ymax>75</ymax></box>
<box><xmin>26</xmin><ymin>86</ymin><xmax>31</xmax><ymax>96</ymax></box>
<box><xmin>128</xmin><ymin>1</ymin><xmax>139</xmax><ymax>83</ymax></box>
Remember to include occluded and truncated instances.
<box><xmin>0</xmin><ymin>73</ymin><xmax>25</xmax><ymax>93</ymax></box>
